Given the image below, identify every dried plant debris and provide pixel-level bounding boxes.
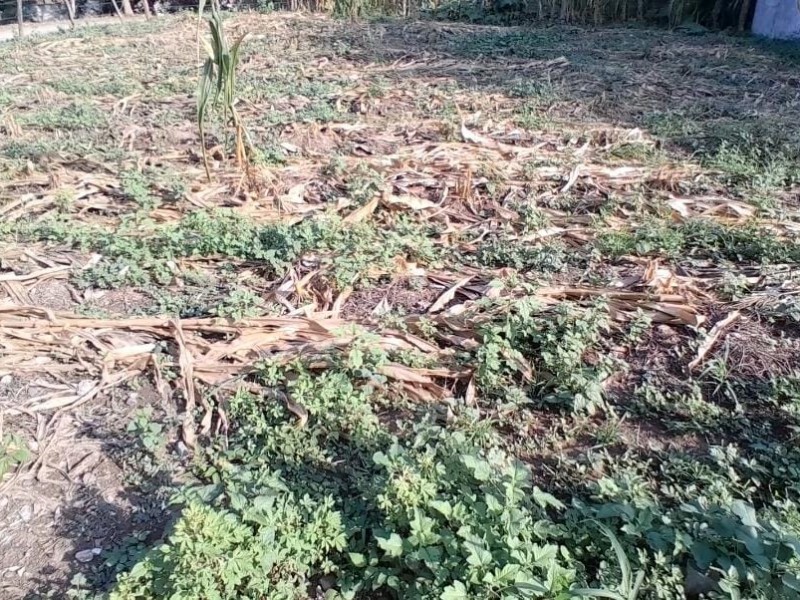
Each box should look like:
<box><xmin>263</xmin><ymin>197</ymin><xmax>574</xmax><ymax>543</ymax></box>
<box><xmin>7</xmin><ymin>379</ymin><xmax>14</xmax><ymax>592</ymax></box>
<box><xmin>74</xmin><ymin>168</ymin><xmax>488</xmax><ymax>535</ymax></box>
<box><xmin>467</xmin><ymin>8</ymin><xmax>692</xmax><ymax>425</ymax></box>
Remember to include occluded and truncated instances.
<box><xmin>1</xmin><ymin>13</ymin><xmax>800</xmax><ymax>600</ymax></box>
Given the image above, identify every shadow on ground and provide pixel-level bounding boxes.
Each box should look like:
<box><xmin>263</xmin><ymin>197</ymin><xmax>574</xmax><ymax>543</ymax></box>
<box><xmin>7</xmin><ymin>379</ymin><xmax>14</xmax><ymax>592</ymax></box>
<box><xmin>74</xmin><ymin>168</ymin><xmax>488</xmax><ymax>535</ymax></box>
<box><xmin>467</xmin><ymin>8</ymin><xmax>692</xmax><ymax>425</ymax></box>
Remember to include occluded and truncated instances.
<box><xmin>0</xmin><ymin>376</ymin><xmax>181</xmax><ymax>599</ymax></box>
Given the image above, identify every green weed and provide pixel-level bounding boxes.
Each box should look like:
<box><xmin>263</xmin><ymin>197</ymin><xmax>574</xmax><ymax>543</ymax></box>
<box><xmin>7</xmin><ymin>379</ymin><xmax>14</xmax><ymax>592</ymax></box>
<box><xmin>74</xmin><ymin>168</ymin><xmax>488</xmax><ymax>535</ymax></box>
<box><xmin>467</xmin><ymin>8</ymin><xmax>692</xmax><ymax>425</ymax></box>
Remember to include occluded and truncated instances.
<box><xmin>127</xmin><ymin>407</ymin><xmax>166</xmax><ymax>454</ymax></box>
<box><xmin>596</xmin><ymin>219</ymin><xmax>800</xmax><ymax>264</ymax></box>
<box><xmin>632</xmin><ymin>380</ymin><xmax>726</xmax><ymax>432</ymax></box>
<box><xmin>642</xmin><ymin>111</ymin><xmax>701</xmax><ymax>139</ymax></box>
<box><xmin>48</xmin><ymin>77</ymin><xmax>141</xmax><ymax>97</ymax></box>
<box><xmin>19</xmin><ymin>102</ymin><xmax>107</xmax><ymax>132</ymax></box>
<box><xmin>0</xmin><ymin>432</ymin><xmax>29</xmax><ymax>480</ymax></box>
<box><xmin>120</xmin><ymin>170</ymin><xmax>159</xmax><ymax>212</ymax></box>
<box><xmin>213</xmin><ymin>287</ymin><xmax>265</xmax><ymax>320</ymax></box>
<box><xmin>476</xmin><ymin>299</ymin><xmax>612</xmax><ymax>414</ymax></box>
<box><xmin>344</xmin><ymin>163</ymin><xmax>384</xmax><ymax>206</ymax></box>
<box><xmin>475</xmin><ymin>237</ymin><xmax>569</xmax><ymax>272</ymax></box>
<box><xmin>711</xmin><ymin>138</ymin><xmax>800</xmax><ymax>189</ymax></box>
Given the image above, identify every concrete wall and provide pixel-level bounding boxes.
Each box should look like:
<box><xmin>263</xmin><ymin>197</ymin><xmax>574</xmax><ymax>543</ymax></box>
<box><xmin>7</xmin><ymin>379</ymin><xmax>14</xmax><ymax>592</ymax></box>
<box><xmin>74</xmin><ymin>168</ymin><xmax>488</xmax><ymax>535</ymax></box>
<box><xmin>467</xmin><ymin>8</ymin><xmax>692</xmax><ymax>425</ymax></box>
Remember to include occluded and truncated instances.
<box><xmin>752</xmin><ymin>0</ymin><xmax>800</xmax><ymax>39</ymax></box>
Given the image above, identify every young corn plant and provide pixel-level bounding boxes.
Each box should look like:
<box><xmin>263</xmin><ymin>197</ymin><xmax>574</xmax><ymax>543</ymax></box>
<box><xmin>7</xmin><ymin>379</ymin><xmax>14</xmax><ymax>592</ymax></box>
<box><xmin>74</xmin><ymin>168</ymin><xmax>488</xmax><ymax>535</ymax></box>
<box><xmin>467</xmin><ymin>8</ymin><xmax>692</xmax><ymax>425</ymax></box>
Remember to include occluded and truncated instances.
<box><xmin>197</xmin><ymin>6</ymin><xmax>250</xmax><ymax>181</ymax></box>
<box><xmin>571</xmin><ymin>522</ymin><xmax>646</xmax><ymax>600</ymax></box>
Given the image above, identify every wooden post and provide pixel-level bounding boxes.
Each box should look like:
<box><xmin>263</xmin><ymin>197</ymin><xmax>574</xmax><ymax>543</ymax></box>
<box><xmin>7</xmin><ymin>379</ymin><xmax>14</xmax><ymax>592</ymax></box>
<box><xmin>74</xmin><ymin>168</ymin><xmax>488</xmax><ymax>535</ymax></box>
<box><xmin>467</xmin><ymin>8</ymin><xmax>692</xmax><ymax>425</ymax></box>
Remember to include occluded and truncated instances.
<box><xmin>65</xmin><ymin>0</ymin><xmax>77</xmax><ymax>29</ymax></box>
<box><xmin>109</xmin><ymin>0</ymin><xmax>125</xmax><ymax>20</ymax></box>
<box><xmin>16</xmin><ymin>0</ymin><xmax>23</xmax><ymax>38</ymax></box>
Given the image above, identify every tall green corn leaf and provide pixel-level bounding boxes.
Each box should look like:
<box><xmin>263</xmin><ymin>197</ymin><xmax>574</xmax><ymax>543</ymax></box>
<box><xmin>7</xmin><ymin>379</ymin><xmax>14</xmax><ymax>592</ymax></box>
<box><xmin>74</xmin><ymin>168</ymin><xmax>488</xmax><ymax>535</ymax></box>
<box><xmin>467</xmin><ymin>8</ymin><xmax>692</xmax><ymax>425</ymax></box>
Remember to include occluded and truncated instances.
<box><xmin>568</xmin><ymin>521</ymin><xmax>644</xmax><ymax>600</ymax></box>
<box><xmin>197</xmin><ymin>58</ymin><xmax>215</xmax><ymax>180</ymax></box>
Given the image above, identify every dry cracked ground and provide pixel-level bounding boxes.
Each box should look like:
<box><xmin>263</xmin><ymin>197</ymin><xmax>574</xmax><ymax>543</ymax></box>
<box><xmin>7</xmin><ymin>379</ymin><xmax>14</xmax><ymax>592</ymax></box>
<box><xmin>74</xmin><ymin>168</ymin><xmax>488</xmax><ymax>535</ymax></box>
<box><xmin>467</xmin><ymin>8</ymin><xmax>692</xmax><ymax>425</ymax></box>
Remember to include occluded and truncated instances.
<box><xmin>0</xmin><ymin>11</ymin><xmax>799</xmax><ymax>599</ymax></box>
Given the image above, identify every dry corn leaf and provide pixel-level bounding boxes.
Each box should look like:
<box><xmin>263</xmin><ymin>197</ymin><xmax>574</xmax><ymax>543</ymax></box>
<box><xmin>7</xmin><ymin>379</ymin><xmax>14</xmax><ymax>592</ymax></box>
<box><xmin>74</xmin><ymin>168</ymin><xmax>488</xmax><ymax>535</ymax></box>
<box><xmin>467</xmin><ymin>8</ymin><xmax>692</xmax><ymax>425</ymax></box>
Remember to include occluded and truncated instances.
<box><xmin>428</xmin><ymin>276</ymin><xmax>473</xmax><ymax>313</ymax></box>
<box><xmin>383</xmin><ymin>194</ymin><xmax>438</xmax><ymax>211</ymax></box>
<box><xmin>343</xmin><ymin>196</ymin><xmax>379</xmax><ymax>223</ymax></box>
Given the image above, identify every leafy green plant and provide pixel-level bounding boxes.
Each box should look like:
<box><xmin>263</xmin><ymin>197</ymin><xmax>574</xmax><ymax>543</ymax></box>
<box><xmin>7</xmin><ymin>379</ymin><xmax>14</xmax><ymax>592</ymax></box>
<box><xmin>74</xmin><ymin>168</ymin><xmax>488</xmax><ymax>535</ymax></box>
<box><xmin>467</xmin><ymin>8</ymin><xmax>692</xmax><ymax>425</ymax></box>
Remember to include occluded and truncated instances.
<box><xmin>120</xmin><ymin>170</ymin><xmax>158</xmax><ymax>212</ymax></box>
<box><xmin>596</xmin><ymin>219</ymin><xmax>800</xmax><ymax>264</ymax></box>
<box><xmin>213</xmin><ymin>287</ymin><xmax>265</xmax><ymax>320</ymax></box>
<box><xmin>632</xmin><ymin>380</ymin><xmax>726</xmax><ymax>432</ymax></box>
<box><xmin>710</xmin><ymin>137</ymin><xmax>800</xmax><ymax>190</ymax></box>
<box><xmin>477</xmin><ymin>299</ymin><xmax>613</xmax><ymax>414</ymax></box>
<box><xmin>0</xmin><ymin>432</ymin><xmax>29</xmax><ymax>480</ymax></box>
<box><xmin>476</xmin><ymin>237</ymin><xmax>568</xmax><ymax>272</ymax></box>
<box><xmin>127</xmin><ymin>407</ymin><xmax>165</xmax><ymax>454</ymax></box>
<box><xmin>111</xmin><ymin>499</ymin><xmax>346</xmax><ymax>600</ymax></box>
<box><xmin>18</xmin><ymin>102</ymin><xmax>107</xmax><ymax>132</ymax></box>
<box><xmin>345</xmin><ymin>424</ymin><xmax>578</xmax><ymax>600</ymax></box>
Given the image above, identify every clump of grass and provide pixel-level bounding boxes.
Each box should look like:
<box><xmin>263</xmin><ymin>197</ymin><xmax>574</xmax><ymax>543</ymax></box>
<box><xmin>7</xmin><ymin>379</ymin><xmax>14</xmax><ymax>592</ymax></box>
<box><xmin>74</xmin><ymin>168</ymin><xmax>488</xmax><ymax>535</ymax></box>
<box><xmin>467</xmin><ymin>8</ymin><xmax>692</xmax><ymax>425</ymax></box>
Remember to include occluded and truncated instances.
<box><xmin>710</xmin><ymin>139</ymin><xmax>800</xmax><ymax>190</ymax></box>
<box><xmin>596</xmin><ymin>219</ymin><xmax>800</xmax><ymax>264</ymax></box>
<box><xmin>18</xmin><ymin>102</ymin><xmax>107</xmax><ymax>132</ymax></box>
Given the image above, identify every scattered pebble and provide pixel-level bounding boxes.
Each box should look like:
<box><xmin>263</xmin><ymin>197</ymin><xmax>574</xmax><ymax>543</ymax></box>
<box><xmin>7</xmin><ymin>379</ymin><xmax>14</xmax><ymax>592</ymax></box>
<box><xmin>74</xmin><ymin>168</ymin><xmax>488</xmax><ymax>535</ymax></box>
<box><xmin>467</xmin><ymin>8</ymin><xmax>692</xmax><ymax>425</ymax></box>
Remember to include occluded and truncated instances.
<box><xmin>75</xmin><ymin>547</ymin><xmax>102</xmax><ymax>563</ymax></box>
<box><xmin>76</xmin><ymin>380</ymin><xmax>95</xmax><ymax>396</ymax></box>
<box><xmin>18</xmin><ymin>505</ymin><xmax>33</xmax><ymax>523</ymax></box>
<box><xmin>175</xmin><ymin>441</ymin><xmax>189</xmax><ymax>458</ymax></box>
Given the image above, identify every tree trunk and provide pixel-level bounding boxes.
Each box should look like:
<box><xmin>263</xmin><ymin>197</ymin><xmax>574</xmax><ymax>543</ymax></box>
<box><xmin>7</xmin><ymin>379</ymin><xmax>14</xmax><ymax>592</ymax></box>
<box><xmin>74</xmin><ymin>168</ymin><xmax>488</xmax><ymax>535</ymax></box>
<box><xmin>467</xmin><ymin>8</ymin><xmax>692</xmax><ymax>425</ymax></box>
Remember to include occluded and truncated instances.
<box><xmin>121</xmin><ymin>0</ymin><xmax>134</xmax><ymax>15</ymax></box>
<box><xmin>636</xmin><ymin>0</ymin><xmax>642</xmax><ymax>20</ymax></box>
<box><xmin>559</xmin><ymin>0</ymin><xmax>568</xmax><ymax>21</ymax></box>
<box><xmin>738</xmin><ymin>0</ymin><xmax>751</xmax><ymax>31</ymax></box>
<box><xmin>711</xmin><ymin>0</ymin><xmax>723</xmax><ymax>28</ymax></box>
<box><xmin>16</xmin><ymin>0</ymin><xmax>23</xmax><ymax>37</ymax></box>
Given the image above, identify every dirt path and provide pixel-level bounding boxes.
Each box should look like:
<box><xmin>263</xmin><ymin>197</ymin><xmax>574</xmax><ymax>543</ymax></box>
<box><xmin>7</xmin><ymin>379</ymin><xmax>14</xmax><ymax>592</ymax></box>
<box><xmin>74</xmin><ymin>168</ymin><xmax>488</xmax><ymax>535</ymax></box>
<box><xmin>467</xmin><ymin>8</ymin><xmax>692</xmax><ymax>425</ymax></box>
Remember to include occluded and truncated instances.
<box><xmin>0</xmin><ymin>14</ymin><xmax>148</xmax><ymax>42</ymax></box>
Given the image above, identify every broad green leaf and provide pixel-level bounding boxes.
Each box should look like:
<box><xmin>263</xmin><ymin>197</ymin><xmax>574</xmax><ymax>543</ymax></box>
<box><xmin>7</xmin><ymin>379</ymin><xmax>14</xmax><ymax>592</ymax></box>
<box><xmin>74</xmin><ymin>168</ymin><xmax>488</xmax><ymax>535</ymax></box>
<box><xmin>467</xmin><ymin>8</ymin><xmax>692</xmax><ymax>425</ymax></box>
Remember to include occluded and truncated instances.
<box><xmin>415</xmin><ymin>545</ymin><xmax>442</xmax><ymax>564</ymax></box>
<box><xmin>228</xmin><ymin>491</ymin><xmax>246</xmax><ymax>511</ymax></box>
<box><xmin>514</xmin><ymin>578</ymin><xmax>549</xmax><ymax>598</ymax></box>
<box><xmin>731</xmin><ymin>500</ymin><xmax>759</xmax><ymax>529</ymax></box>
<box><xmin>690</xmin><ymin>541</ymin><xmax>716</xmax><ymax>570</ymax></box>
<box><xmin>466</xmin><ymin>546</ymin><xmax>493</xmax><ymax>568</ymax></box>
<box><xmin>484</xmin><ymin>493</ymin><xmax>502</xmax><ymax>513</ymax></box>
<box><xmin>430</xmin><ymin>500</ymin><xmax>452</xmax><ymax>518</ymax></box>
<box><xmin>569</xmin><ymin>588</ymin><xmax>626</xmax><ymax>600</ymax></box>
<box><xmin>461</xmin><ymin>454</ymin><xmax>491</xmax><ymax>481</ymax></box>
<box><xmin>376</xmin><ymin>533</ymin><xmax>404</xmax><ymax>557</ymax></box>
<box><xmin>532</xmin><ymin>486</ymin><xmax>565</xmax><ymax>510</ymax></box>
<box><xmin>783</xmin><ymin>573</ymin><xmax>800</xmax><ymax>592</ymax></box>
<box><xmin>348</xmin><ymin>552</ymin><xmax>367</xmax><ymax>567</ymax></box>
<box><xmin>372</xmin><ymin>451</ymin><xmax>390</xmax><ymax>467</ymax></box>
<box><xmin>441</xmin><ymin>580</ymin><xmax>468</xmax><ymax>600</ymax></box>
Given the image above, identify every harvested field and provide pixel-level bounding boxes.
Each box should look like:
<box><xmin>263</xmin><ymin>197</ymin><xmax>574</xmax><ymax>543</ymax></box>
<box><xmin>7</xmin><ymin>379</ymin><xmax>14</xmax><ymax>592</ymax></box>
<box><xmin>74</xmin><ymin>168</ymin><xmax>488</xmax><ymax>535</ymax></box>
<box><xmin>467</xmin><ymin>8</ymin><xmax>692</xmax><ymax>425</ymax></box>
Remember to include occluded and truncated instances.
<box><xmin>1</xmin><ymin>12</ymin><xmax>800</xmax><ymax>599</ymax></box>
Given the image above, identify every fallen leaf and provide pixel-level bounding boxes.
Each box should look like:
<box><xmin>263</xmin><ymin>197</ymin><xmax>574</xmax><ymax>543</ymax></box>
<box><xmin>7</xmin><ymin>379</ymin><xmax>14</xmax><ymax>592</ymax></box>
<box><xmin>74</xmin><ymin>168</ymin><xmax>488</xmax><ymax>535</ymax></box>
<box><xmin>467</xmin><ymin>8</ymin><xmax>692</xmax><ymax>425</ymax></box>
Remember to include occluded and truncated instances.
<box><xmin>343</xmin><ymin>197</ymin><xmax>379</xmax><ymax>223</ymax></box>
<box><xmin>281</xmin><ymin>183</ymin><xmax>306</xmax><ymax>204</ymax></box>
<box><xmin>428</xmin><ymin>276</ymin><xmax>473</xmax><ymax>313</ymax></box>
<box><xmin>383</xmin><ymin>194</ymin><xmax>437</xmax><ymax>211</ymax></box>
